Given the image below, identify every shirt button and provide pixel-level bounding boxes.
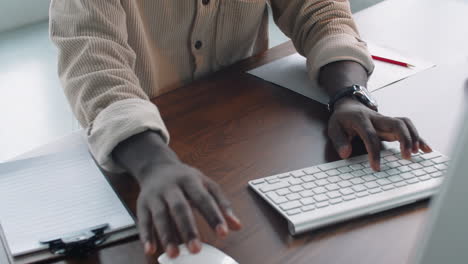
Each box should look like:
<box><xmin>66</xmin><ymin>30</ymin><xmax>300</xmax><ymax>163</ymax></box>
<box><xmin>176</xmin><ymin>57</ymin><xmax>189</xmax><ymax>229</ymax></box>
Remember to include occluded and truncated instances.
<box><xmin>195</xmin><ymin>41</ymin><xmax>202</xmax><ymax>50</ymax></box>
<box><xmin>202</xmin><ymin>0</ymin><xmax>210</xmax><ymax>5</ymax></box>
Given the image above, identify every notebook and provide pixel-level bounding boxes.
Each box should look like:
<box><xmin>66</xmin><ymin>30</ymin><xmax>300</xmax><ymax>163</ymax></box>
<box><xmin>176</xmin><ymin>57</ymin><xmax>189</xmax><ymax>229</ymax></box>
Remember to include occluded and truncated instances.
<box><xmin>0</xmin><ymin>145</ymin><xmax>135</xmax><ymax>256</ymax></box>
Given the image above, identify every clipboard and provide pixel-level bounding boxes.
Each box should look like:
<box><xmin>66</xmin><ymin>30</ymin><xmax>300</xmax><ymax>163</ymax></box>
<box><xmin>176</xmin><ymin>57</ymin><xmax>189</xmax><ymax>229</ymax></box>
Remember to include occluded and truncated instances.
<box><xmin>0</xmin><ymin>131</ymin><xmax>140</xmax><ymax>263</ymax></box>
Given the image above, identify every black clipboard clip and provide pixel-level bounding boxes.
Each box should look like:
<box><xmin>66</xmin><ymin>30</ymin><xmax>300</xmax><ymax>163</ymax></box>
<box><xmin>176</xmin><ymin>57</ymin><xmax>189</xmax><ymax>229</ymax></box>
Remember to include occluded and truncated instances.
<box><xmin>39</xmin><ymin>224</ymin><xmax>109</xmax><ymax>257</ymax></box>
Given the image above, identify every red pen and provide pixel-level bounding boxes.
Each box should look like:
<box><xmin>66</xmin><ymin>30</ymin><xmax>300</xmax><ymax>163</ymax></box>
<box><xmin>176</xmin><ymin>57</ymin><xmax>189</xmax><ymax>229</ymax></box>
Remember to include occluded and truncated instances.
<box><xmin>372</xmin><ymin>55</ymin><xmax>415</xmax><ymax>68</ymax></box>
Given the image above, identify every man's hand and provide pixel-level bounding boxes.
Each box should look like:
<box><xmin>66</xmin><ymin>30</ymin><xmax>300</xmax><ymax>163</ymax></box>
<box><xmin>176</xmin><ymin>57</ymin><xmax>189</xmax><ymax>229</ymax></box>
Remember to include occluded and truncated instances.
<box><xmin>328</xmin><ymin>98</ymin><xmax>432</xmax><ymax>171</ymax></box>
<box><xmin>112</xmin><ymin>131</ymin><xmax>242</xmax><ymax>259</ymax></box>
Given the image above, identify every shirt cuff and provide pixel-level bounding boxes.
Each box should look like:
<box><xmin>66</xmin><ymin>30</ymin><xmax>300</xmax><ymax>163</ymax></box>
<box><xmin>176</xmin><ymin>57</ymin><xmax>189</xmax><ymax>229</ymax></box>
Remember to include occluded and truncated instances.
<box><xmin>86</xmin><ymin>98</ymin><xmax>170</xmax><ymax>173</ymax></box>
<box><xmin>306</xmin><ymin>33</ymin><xmax>375</xmax><ymax>81</ymax></box>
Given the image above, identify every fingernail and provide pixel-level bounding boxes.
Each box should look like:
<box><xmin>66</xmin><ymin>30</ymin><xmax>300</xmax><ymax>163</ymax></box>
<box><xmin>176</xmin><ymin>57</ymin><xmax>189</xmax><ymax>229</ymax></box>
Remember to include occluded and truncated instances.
<box><xmin>226</xmin><ymin>210</ymin><xmax>241</xmax><ymax>224</ymax></box>
<box><xmin>166</xmin><ymin>244</ymin><xmax>179</xmax><ymax>258</ymax></box>
<box><xmin>188</xmin><ymin>239</ymin><xmax>202</xmax><ymax>253</ymax></box>
<box><xmin>216</xmin><ymin>224</ymin><xmax>229</xmax><ymax>237</ymax></box>
<box><xmin>144</xmin><ymin>242</ymin><xmax>154</xmax><ymax>255</ymax></box>
<box><xmin>339</xmin><ymin>146</ymin><xmax>350</xmax><ymax>159</ymax></box>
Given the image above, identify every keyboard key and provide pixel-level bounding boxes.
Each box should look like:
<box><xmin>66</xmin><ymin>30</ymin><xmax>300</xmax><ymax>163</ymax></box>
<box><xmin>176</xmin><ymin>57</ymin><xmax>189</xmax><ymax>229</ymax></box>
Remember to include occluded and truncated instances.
<box><xmin>327</xmin><ymin>176</ymin><xmax>341</xmax><ymax>183</ymax></box>
<box><xmin>409</xmin><ymin>163</ymin><xmax>423</xmax><ymax>170</ymax></box>
<box><xmin>325</xmin><ymin>183</ymin><xmax>340</xmax><ymax>191</ymax></box>
<box><xmin>394</xmin><ymin>181</ymin><xmax>407</xmax><ymax>188</ymax></box>
<box><xmin>314</xmin><ymin>194</ymin><xmax>329</xmax><ymax>202</ymax></box>
<box><xmin>304</xmin><ymin>167</ymin><xmax>321</xmax><ymax>174</ymax></box>
<box><xmin>343</xmin><ymin>194</ymin><xmax>355</xmax><ymax>201</ymax></box>
<box><xmin>316</xmin><ymin>179</ymin><xmax>328</xmax><ymax>186</ymax></box>
<box><xmin>280</xmin><ymin>201</ymin><xmax>302</xmax><ymax>211</ymax></box>
<box><xmin>388</xmin><ymin>175</ymin><xmax>404</xmax><ymax>183</ymax></box>
<box><xmin>314</xmin><ymin>172</ymin><xmax>328</xmax><ymax>179</ymax></box>
<box><xmin>340</xmin><ymin>173</ymin><xmax>354</xmax><ymax>180</ymax></box>
<box><xmin>316</xmin><ymin>201</ymin><xmax>329</xmax><ymax>208</ymax></box>
<box><xmin>420</xmin><ymin>160</ymin><xmax>433</xmax><ymax>166</ymax></box>
<box><xmin>398</xmin><ymin>160</ymin><xmax>412</xmax><ymax>165</ymax></box>
<box><xmin>330</xmin><ymin>198</ymin><xmax>343</xmax><ymax>204</ymax></box>
<box><xmin>412</xmin><ymin>156</ymin><xmax>424</xmax><ymax>163</ymax></box>
<box><xmin>364</xmin><ymin>181</ymin><xmax>379</xmax><ymax>189</ymax></box>
<box><xmin>251</xmin><ymin>179</ymin><xmax>265</xmax><ymax>185</ymax></box>
<box><xmin>287</xmin><ymin>208</ymin><xmax>302</xmax><ymax>215</ymax></box>
<box><xmin>423</xmin><ymin>166</ymin><xmax>438</xmax><ymax>174</ymax></box>
<box><xmin>382</xmin><ymin>185</ymin><xmax>395</xmax><ymax>191</ymax></box>
<box><xmin>302</xmin><ymin>175</ymin><xmax>315</xmax><ymax>182</ymax></box>
<box><xmin>303</xmin><ymin>182</ymin><xmax>317</xmax><ymax>189</ymax></box>
<box><xmin>432</xmin><ymin>156</ymin><xmax>450</xmax><ymax>164</ymax></box>
<box><xmin>387</xmin><ymin>161</ymin><xmax>400</xmax><ymax>168</ymax></box>
<box><xmin>338</xmin><ymin>166</ymin><xmax>352</xmax><ymax>173</ymax></box>
<box><xmin>373</xmin><ymin>172</ymin><xmax>388</xmax><ymax>178</ymax></box>
<box><xmin>326</xmin><ymin>169</ymin><xmax>340</xmax><ymax>176</ymax></box>
<box><xmin>276</xmin><ymin>188</ymin><xmax>290</xmax><ymax>196</ymax></box>
<box><xmin>351</xmin><ymin>170</ymin><xmax>365</xmax><ymax>177</ymax></box>
<box><xmin>421</xmin><ymin>152</ymin><xmax>441</xmax><ymax>160</ymax></box>
<box><xmin>270</xmin><ymin>195</ymin><xmax>288</xmax><ymax>204</ymax></box>
<box><xmin>377</xmin><ymin>178</ymin><xmax>391</xmax><ymax>186</ymax></box>
<box><xmin>350</xmin><ymin>164</ymin><xmax>364</xmax><ymax>170</ymax></box>
<box><xmin>327</xmin><ymin>191</ymin><xmax>341</xmax><ymax>199</ymax></box>
<box><xmin>406</xmin><ymin>178</ymin><xmax>419</xmax><ymax>184</ymax></box>
<box><xmin>318</xmin><ymin>160</ymin><xmax>346</xmax><ymax>171</ymax></box>
<box><xmin>356</xmin><ymin>191</ymin><xmax>369</xmax><ymax>197</ymax></box>
<box><xmin>289</xmin><ymin>178</ymin><xmax>303</xmax><ymax>185</ymax></box>
<box><xmin>369</xmin><ymin>187</ymin><xmax>382</xmax><ymax>194</ymax></box>
<box><xmin>277</xmin><ymin>173</ymin><xmax>290</xmax><ymax>179</ymax></box>
<box><xmin>352</xmin><ymin>184</ymin><xmax>366</xmax><ymax>192</ymax></box>
<box><xmin>398</xmin><ymin>166</ymin><xmax>411</xmax><ymax>172</ymax></box>
<box><xmin>340</xmin><ymin>188</ymin><xmax>354</xmax><ymax>195</ymax></box>
<box><xmin>386</xmin><ymin>169</ymin><xmax>399</xmax><ymax>176</ymax></box>
<box><xmin>300</xmin><ymin>197</ymin><xmax>315</xmax><ymax>205</ymax></box>
<box><xmin>419</xmin><ymin>175</ymin><xmax>431</xmax><ymax>181</ymax></box>
<box><xmin>289</xmin><ymin>185</ymin><xmax>304</xmax><ymax>192</ymax></box>
<box><xmin>301</xmin><ymin>205</ymin><xmax>316</xmax><ymax>212</ymax></box>
<box><xmin>384</xmin><ymin>155</ymin><xmax>399</xmax><ymax>162</ymax></box>
<box><xmin>380</xmin><ymin>164</ymin><xmax>390</xmax><ymax>171</ymax></box>
<box><xmin>431</xmin><ymin>171</ymin><xmax>443</xmax><ymax>178</ymax></box>
<box><xmin>286</xmin><ymin>193</ymin><xmax>301</xmax><ymax>201</ymax></box>
<box><xmin>338</xmin><ymin>180</ymin><xmax>352</xmax><ymax>188</ymax></box>
<box><xmin>362</xmin><ymin>175</ymin><xmax>377</xmax><ymax>182</ymax></box>
<box><xmin>361</xmin><ymin>162</ymin><xmax>371</xmax><ymax>168</ymax></box>
<box><xmin>266</xmin><ymin>177</ymin><xmax>280</xmax><ymax>184</ymax></box>
<box><xmin>312</xmin><ymin>186</ymin><xmax>327</xmax><ymax>194</ymax></box>
<box><xmin>434</xmin><ymin>164</ymin><xmax>448</xmax><ymax>171</ymax></box>
<box><xmin>363</xmin><ymin>168</ymin><xmax>374</xmax><ymax>174</ymax></box>
<box><xmin>412</xmin><ymin>169</ymin><xmax>426</xmax><ymax>176</ymax></box>
<box><xmin>350</xmin><ymin>178</ymin><xmax>364</xmax><ymax>184</ymax></box>
<box><xmin>299</xmin><ymin>190</ymin><xmax>314</xmax><ymax>198</ymax></box>
<box><xmin>260</xmin><ymin>181</ymin><xmax>290</xmax><ymax>192</ymax></box>
<box><xmin>291</xmin><ymin>171</ymin><xmax>306</xmax><ymax>178</ymax></box>
<box><xmin>400</xmin><ymin>172</ymin><xmax>415</xmax><ymax>180</ymax></box>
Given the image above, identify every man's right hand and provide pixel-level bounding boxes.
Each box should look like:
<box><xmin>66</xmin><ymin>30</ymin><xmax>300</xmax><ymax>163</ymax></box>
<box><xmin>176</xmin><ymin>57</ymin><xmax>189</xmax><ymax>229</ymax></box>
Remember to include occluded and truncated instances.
<box><xmin>112</xmin><ymin>131</ymin><xmax>242</xmax><ymax>259</ymax></box>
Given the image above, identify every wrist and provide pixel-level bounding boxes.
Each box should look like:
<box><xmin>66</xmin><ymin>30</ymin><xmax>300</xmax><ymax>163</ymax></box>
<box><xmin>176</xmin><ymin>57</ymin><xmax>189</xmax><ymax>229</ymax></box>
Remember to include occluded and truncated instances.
<box><xmin>112</xmin><ymin>130</ymin><xmax>178</xmax><ymax>180</ymax></box>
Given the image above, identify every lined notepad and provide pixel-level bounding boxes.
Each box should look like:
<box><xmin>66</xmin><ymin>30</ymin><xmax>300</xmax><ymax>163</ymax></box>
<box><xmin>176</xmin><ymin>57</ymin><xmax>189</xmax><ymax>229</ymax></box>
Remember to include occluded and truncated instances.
<box><xmin>0</xmin><ymin>146</ymin><xmax>135</xmax><ymax>256</ymax></box>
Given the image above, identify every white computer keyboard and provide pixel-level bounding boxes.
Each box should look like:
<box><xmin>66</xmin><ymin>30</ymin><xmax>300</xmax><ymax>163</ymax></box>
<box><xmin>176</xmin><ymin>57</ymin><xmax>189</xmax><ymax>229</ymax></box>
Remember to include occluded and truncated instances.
<box><xmin>249</xmin><ymin>148</ymin><xmax>449</xmax><ymax>235</ymax></box>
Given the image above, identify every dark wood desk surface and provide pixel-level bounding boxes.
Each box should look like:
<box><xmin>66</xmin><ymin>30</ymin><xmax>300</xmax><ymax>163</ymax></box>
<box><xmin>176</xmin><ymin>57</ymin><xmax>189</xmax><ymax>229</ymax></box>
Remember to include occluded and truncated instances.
<box><xmin>42</xmin><ymin>41</ymin><xmax>430</xmax><ymax>264</ymax></box>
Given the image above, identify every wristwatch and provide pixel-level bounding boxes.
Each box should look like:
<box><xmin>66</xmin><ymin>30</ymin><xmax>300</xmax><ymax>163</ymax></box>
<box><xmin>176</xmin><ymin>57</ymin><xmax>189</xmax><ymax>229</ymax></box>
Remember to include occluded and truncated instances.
<box><xmin>327</xmin><ymin>84</ymin><xmax>378</xmax><ymax>112</ymax></box>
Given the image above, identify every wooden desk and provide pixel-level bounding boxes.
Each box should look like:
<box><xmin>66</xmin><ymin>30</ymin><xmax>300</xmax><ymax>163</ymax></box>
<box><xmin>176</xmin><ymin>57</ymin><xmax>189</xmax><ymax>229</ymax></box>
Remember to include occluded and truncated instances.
<box><xmin>4</xmin><ymin>0</ymin><xmax>468</xmax><ymax>263</ymax></box>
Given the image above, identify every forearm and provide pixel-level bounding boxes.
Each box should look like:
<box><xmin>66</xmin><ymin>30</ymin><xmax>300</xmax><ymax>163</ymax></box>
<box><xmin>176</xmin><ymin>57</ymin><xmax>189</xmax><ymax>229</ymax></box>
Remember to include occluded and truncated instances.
<box><xmin>318</xmin><ymin>60</ymin><xmax>369</xmax><ymax>97</ymax></box>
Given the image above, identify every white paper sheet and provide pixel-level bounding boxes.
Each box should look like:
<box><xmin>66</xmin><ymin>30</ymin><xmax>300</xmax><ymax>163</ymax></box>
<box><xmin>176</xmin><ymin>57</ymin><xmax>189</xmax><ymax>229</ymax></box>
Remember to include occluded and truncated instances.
<box><xmin>247</xmin><ymin>42</ymin><xmax>435</xmax><ymax>104</ymax></box>
<box><xmin>0</xmin><ymin>146</ymin><xmax>135</xmax><ymax>256</ymax></box>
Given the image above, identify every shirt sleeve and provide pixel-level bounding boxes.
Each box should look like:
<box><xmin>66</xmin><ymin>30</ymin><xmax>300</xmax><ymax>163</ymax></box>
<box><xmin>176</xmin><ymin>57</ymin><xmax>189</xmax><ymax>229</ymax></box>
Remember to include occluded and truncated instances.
<box><xmin>49</xmin><ymin>0</ymin><xmax>170</xmax><ymax>172</ymax></box>
<box><xmin>269</xmin><ymin>0</ymin><xmax>375</xmax><ymax>80</ymax></box>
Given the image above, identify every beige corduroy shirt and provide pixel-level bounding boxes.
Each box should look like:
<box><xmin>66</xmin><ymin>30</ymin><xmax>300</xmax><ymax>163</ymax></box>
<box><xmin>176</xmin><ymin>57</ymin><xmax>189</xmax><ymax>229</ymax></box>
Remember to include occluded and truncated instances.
<box><xmin>49</xmin><ymin>0</ymin><xmax>374</xmax><ymax>172</ymax></box>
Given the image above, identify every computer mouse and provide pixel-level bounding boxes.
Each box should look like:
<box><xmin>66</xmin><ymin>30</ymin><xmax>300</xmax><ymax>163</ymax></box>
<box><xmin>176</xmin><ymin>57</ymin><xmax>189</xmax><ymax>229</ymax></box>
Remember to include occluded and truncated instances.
<box><xmin>158</xmin><ymin>243</ymin><xmax>238</xmax><ymax>264</ymax></box>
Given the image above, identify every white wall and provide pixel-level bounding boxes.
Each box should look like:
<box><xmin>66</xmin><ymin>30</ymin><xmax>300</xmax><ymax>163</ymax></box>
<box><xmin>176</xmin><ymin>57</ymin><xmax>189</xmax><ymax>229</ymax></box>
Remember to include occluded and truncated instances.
<box><xmin>0</xmin><ymin>0</ymin><xmax>50</xmax><ymax>33</ymax></box>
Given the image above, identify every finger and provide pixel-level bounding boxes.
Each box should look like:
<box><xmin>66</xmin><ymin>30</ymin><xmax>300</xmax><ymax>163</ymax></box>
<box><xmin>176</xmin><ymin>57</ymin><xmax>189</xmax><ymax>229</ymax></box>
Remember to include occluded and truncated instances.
<box><xmin>204</xmin><ymin>178</ymin><xmax>242</xmax><ymax>231</ymax></box>
<box><xmin>328</xmin><ymin>120</ymin><xmax>352</xmax><ymax>159</ymax></box>
<box><xmin>150</xmin><ymin>199</ymin><xmax>180</xmax><ymax>258</ymax></box>
<box><xmin>354</xmin><ymin>118</ymin><xmax>381</xmax><ymax>171</ymax></box>
<box><xmin>372</xmin><ymin>117</ymin><xmax>413</xmax><ymax>159</ymax></box>
<box><xmin>418</xmin><ymin>137</ymin><xmax>433</xmax><ymax>153</ymax></box>
<box><xmin>399</xmin><ymin>117</ymin><xmax>420</xmax><ymax>154</ymax></box>
<box><xmin>182</xmin><ymin>180</ymin><xmax>229</xmax><ymax>238</ymax></box>
<box><xmin>136</xmin><ymin>201</ymin><xmax>157</xmax><ymax>255</ymax></box>
<box><xmin>164</xmin><ymin>189</ymin><xmax>202</xmax><ymax>254</ymax></box>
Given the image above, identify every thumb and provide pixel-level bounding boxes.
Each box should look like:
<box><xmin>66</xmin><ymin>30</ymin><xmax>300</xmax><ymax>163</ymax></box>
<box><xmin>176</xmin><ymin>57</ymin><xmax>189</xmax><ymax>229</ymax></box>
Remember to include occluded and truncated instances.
<box><xmin>328</xmin><ymin>122</ymin><xmax>352</xmax><ymax>159</ymax></box>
